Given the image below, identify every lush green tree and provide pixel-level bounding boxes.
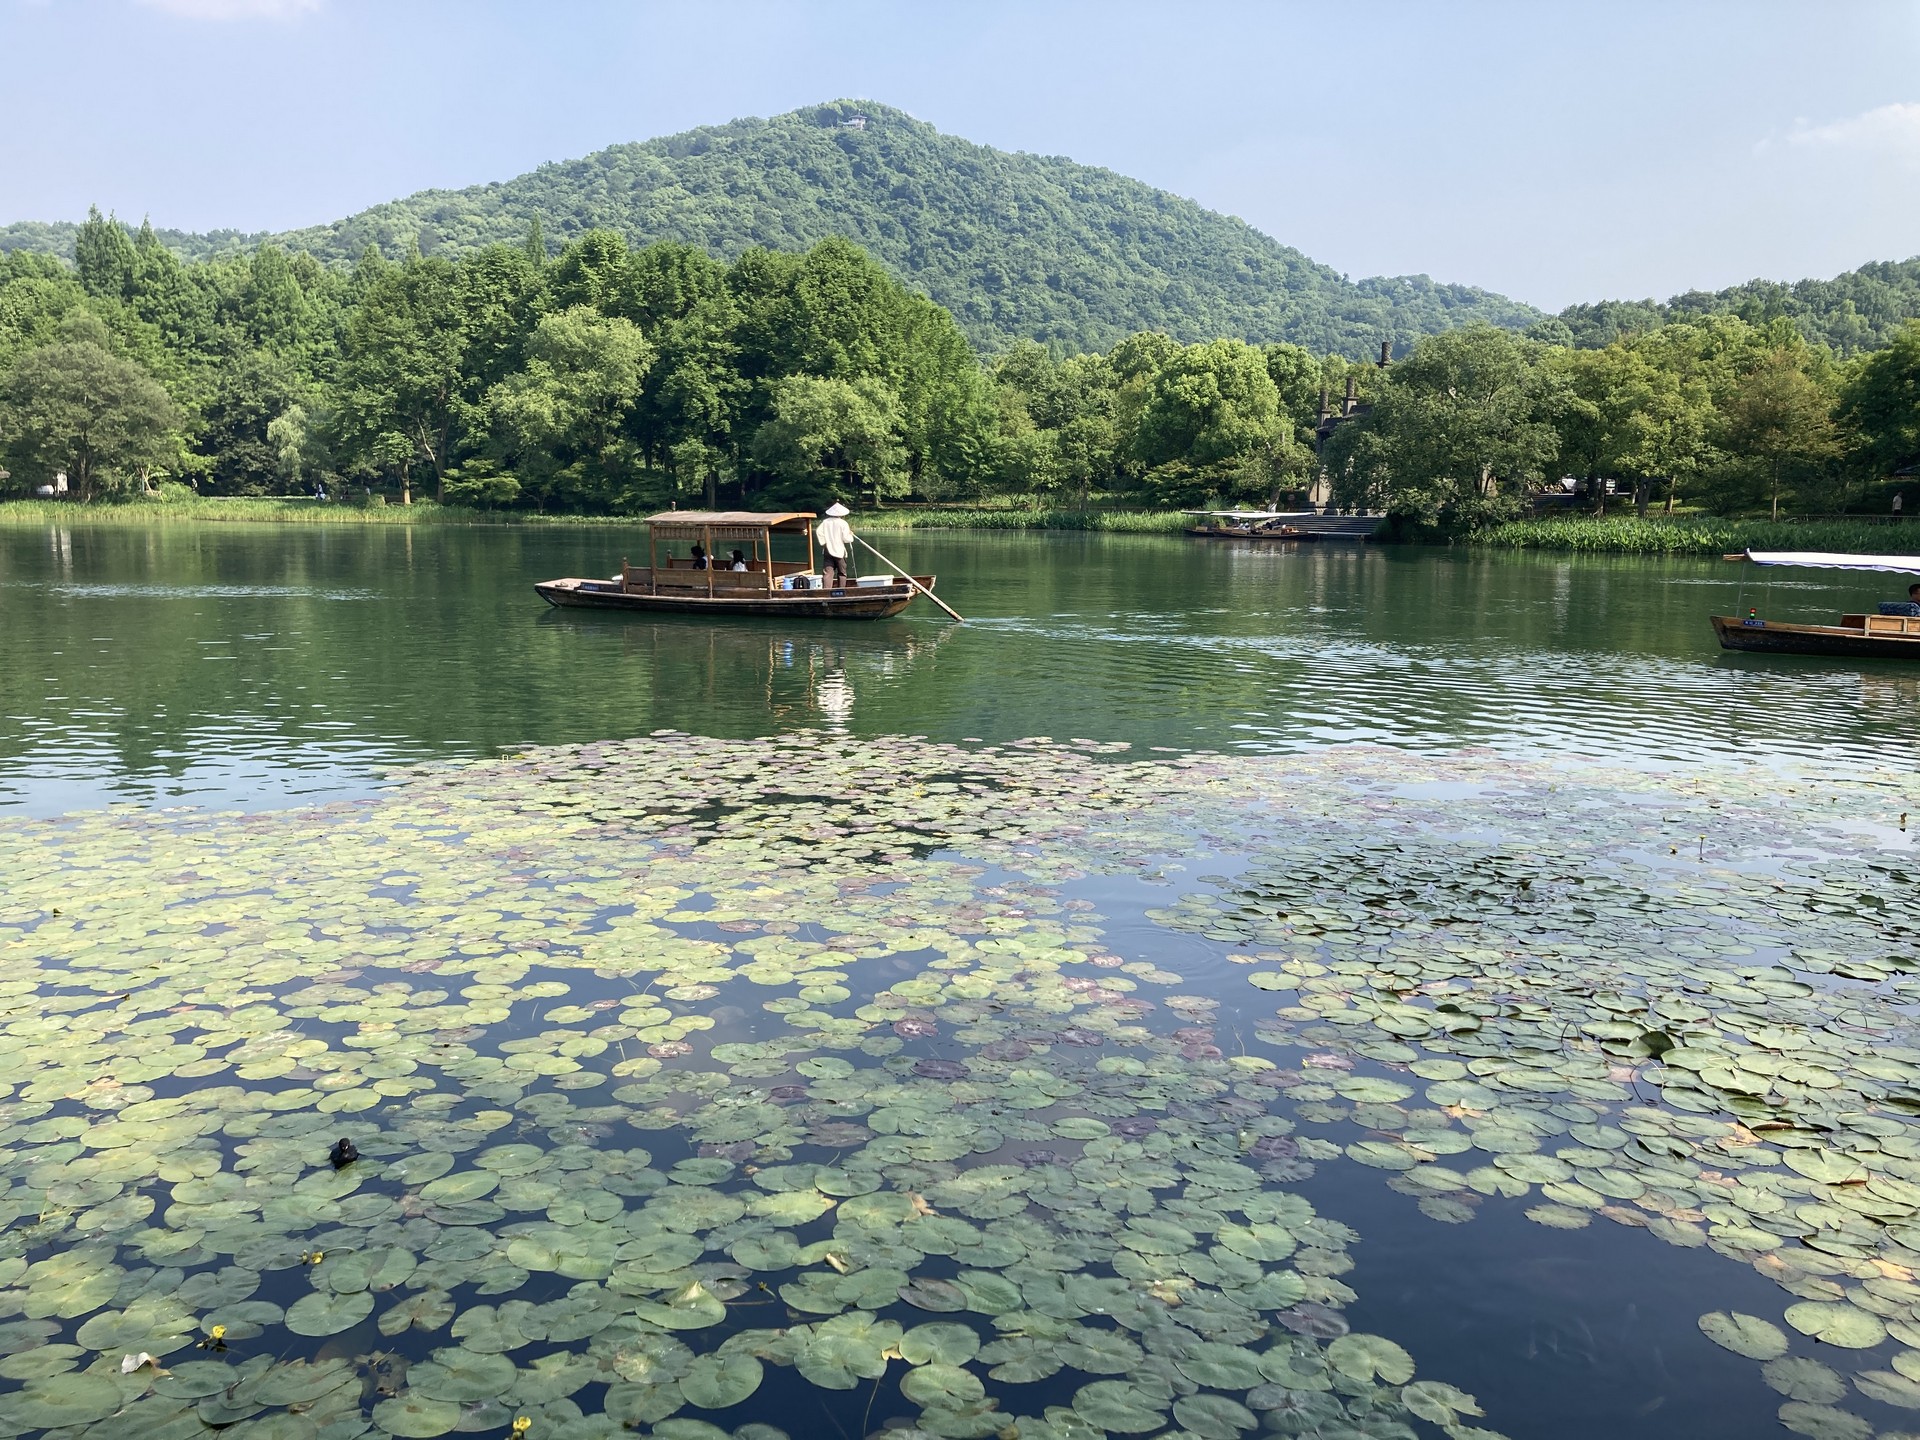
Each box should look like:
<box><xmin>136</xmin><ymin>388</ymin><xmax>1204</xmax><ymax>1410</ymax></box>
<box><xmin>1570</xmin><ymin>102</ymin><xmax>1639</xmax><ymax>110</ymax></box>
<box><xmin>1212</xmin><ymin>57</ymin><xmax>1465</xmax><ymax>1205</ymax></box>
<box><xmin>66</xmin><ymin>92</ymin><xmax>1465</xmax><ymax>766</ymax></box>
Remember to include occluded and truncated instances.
<box><xmin>1548</xmin><ymin>345</ymin><xmax>1660</xmax><ymax>514</ymax></box>
<box><xmin>0</xmin><ymin>253</ymin><xmax>90</xmax><ymax>371</ymax></box>
<box><xmin>1261</xmin><ymin>342</ymin><xmax>1327</xmax><ymax>433</ymax></box>
<box><xmin>1134</xmin><ymin>339</ymin><xmax>1280</xmax><ymax>471</ymax></box>
<box><xmin>751</xmin><ymin>374</ymin><xmax>904</xmax><ymax>502</ymax></box>
<box><xmin>482</xmin><ymin>306</ymin><xmax>652</xmax><ymax>508</ymax></box>
<box><xmin>1717</xmin><ymin>350</ymin><xmax>1840</xmax><ymax>520</ymax></box>
<box><xmin>1327</xmin><ymin>326</ymin><xmax>1561</xmax><ymax>530</ymax></box>
<box><xmin>73</xmin><ymin>206</ymin><xmax>137</xmax><ymax>302</ymax></box>
<box><xmin>199</xmin><ymin>353</ymin><xmax>310</xmax><ymax>494</ymax></box>
<box><xmin>1838</xmin><ymin>321</ymin><xmax>1920</xmax><ymax>484</ymax></box>
<box><xmin>1236</xmin><ymin>422</ymin><xmax>1315</xmax><ymax>509</ymax></box>
<box><xmin>549</xmin><ymin>229</ymin><xmax>631</xmax><ymax>313</ymax></box>
<box><xmin>1627</xmin><ymin>374</ymin><xmax>1716</xmax><ymax>514</ymax></box>
<box><xmin>0</xmin><ymin>314</ymin><xmax>181</xmax><ymax>499</ymax></box>
<box><xmin>332</xmin><ymin>254</ymin><xmax>465</xmax><ymax>501</ymax></box>
<box><xmin>267</xmin><ymin>402</ymin><xmax>334</xmax><ymax>493</ymax></box>
<box><xmin>617</xmin><ymin>244</ymin><xmax>741</xmax><ymax>490</ymax></box>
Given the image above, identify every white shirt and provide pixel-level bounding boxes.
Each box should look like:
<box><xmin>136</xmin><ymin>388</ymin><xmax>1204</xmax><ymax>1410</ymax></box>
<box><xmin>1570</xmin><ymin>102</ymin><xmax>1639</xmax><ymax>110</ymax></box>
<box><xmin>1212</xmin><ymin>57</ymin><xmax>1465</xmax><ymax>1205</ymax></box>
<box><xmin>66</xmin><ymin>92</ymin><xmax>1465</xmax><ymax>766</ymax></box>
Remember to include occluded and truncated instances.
<box><xmin>815</xmin><ymin>516</ymin><xmax>854</xmax><ymax>558</ymax></box>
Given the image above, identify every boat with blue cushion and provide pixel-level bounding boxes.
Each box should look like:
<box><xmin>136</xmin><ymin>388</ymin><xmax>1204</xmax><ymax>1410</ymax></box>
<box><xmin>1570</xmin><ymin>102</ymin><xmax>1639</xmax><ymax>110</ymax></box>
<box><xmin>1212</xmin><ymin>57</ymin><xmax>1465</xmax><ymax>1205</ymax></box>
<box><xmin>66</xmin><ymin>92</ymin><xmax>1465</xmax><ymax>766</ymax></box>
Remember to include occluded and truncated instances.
<box><xmin>1712</xmin><ymin>550</ymin><xmax>1920</xmax><ymax>658</ymax></box>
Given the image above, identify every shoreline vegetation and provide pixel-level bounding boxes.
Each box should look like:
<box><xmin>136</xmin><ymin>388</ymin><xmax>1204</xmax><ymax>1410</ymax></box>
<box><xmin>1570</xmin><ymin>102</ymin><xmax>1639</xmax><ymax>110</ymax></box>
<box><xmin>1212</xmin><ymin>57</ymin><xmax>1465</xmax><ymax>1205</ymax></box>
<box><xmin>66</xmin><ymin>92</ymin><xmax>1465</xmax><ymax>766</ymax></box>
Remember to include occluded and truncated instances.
<box><xmin>3</xmin><ymin>495</ymin><xmax>1914</xmax><ymax>554</ymax></box>
<box><xmin>5</xmin><ymin>211</ymin><xmax>1918</xmax><ymax>540</ymax></box>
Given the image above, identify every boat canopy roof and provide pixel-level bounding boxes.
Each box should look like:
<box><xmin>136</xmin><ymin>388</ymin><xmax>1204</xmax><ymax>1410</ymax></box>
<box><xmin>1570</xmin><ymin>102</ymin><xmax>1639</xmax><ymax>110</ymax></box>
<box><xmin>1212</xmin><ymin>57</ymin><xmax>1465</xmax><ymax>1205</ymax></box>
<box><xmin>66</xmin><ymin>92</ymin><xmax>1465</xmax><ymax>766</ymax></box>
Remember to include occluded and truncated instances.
<box><xmin>646</xmin><ymin>511</ymin><xmax>815</xmax><ymax>530</ymax></box>
<box><xmin>1745</xmin><ymin>549</ymin><xmax>1920</xmax><ymax>575</ymax></box>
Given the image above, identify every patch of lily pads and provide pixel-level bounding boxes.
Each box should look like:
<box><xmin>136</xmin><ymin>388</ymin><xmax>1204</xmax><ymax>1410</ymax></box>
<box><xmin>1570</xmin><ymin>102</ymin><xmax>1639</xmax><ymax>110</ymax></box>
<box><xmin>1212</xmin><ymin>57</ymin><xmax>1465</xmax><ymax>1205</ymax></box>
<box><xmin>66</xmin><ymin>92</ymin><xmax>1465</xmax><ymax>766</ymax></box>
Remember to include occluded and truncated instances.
<box><xmin>0</xmin><ymin>735</ymin><xmax>1506</xmax><ymax>1440</ymax></box>
<box><xmin>1151</xmin><ymin>752</ymin><xmax>1920</xmax><ymax>1439</ymax></box>
<box><xmin>0</xmin><ymin>732</ymin><xmax>1909</xmax><ymax>1440</ymax></box>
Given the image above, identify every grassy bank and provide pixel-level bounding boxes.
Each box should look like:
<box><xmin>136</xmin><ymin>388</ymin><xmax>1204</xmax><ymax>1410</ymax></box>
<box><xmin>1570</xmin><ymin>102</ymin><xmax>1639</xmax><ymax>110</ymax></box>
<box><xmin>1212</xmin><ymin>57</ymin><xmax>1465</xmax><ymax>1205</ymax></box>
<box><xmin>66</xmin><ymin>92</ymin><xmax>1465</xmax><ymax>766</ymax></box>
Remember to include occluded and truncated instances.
<box><xmin>0</xmin><ymin>496</ymin><xmax>1194</xmax><ymax>532</ymax></box>
<box><xmin>1475</xmin><ymin>515</ymin><xmax>1909</xmax><ymax>555</ymax></box>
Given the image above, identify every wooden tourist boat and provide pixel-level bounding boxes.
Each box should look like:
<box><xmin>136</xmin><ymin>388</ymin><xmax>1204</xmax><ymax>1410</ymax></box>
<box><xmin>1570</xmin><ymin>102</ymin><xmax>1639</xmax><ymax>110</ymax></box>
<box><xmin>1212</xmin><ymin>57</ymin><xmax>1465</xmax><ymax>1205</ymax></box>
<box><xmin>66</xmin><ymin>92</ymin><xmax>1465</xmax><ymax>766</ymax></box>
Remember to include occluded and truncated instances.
<box><xmin>1712</xmin><ymin>550</ymin><xmax>1920</xmax><ymax>659</ymax></box>
<box><xmin>1182</xmin><ymin>510</ymin><xmax>1381</xmax><ymax>541</ymax></box>
<box><xmin>535</xmin><ymin>510</ymin><xmax>941</xmax><ymax>620</ymax></box>
<box><xmin>1183</xmin><ymin>510</ymin><xmax>1311</xmax><ymax>540</ymax></box>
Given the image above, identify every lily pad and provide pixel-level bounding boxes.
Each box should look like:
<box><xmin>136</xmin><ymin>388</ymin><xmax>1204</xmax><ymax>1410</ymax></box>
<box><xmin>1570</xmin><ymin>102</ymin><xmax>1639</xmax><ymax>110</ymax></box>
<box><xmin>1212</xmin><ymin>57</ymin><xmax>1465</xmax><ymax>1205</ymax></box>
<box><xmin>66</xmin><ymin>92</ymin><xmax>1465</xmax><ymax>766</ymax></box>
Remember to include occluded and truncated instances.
<box><xmin>0</xmin><ymin>1373</ymin><xmax>129</xmax><ymax>1428</ymax></box>
<box><xmin>1326</xmin><ymin>1333</ymin><xmax>1415</xmax><ymax>1385</ymax></box>
<box><xmin>631</xmin><ymin>1282</ymin><xmax>727</xmax><ymax>1331</ymax></box>
<box><xmin>899</xmin><ymin>1363</ymin><xmax>986</xmax><ymax>1408</ymax></box>
<box><xmin>900</xmin><ymin>1323</ymin><xmax>983</xmax><ymax>1367</ymax></box>
<box><xmin>678</xmin><ymin>1353</ymin><xmax>763</xmax><ymax>1410</ymax></box>
<box><xmin>1071</xmin><ymin>1380</ymin><xmax>1169</xmax><ymax>1434</ymax></box>
<box><xmin>1699</xmin><ymin>1311</ymin><xmax>1790</xmax><ymax>1360</ymax></box>
<box><xmin>1172</xmin><ymin>1394</ymin><xmax>1257</xmax><ymax>1439</ymax></box>
<box><xmin>285</xmin><ymin>1289</ymin><xmax>375</xmax><ymax>1337</ymax></box>
<box><xmin>1785</xmin><ymin>1303</ymin><xmax>1887</xmax><ymax>1350</ymax></box>
<box><xmin>371</xmin><ymin>1395</ymin><xmax>465</xmax><ymax>1438</ymax></box>
<box><xmin>408</xmin><ymin>1348</ymin><xmax>517</xmax><ymax>1403</ymax></box>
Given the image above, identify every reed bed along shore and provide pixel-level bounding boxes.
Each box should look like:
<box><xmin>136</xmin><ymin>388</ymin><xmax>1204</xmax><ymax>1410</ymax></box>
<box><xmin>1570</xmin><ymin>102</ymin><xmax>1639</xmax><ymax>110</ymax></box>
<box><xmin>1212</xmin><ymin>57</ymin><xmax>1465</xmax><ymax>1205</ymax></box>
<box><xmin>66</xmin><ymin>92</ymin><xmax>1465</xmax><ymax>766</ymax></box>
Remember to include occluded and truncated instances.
<box><xmin>1476</xmin><ymin>514</ymin><xmax>1909</xmax><ymax>555</ymax></box>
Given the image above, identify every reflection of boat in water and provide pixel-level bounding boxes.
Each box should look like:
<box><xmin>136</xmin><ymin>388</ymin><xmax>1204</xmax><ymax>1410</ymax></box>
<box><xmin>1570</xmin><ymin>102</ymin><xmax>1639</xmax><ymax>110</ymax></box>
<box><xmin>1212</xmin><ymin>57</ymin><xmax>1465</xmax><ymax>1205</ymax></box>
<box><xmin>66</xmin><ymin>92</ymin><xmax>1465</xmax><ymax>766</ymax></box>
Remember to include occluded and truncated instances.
<box><xmin>1713</xmin><ymin>550</ymin><xmax>1920</xmax><ymax>659</ymax></box>
<box><xmin>536</xmin><ymin>511</ymin><xmax>939</xmax><ymax>620</ymax></box>
<box><xmin>1182</xmin><ymin>510</ymin><xmax>1379</xmax><ymax>541</ymax></box>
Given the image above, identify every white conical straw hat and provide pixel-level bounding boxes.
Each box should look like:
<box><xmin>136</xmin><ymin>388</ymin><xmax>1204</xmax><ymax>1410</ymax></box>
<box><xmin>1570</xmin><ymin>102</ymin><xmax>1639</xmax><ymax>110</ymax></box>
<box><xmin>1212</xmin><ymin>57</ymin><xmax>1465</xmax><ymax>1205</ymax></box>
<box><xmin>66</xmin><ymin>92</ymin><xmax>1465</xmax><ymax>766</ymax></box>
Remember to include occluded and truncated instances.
<box><xmin>824</xmin><ymin>502</ymin><xmax>850</xmax><ymax>516</ymax></box>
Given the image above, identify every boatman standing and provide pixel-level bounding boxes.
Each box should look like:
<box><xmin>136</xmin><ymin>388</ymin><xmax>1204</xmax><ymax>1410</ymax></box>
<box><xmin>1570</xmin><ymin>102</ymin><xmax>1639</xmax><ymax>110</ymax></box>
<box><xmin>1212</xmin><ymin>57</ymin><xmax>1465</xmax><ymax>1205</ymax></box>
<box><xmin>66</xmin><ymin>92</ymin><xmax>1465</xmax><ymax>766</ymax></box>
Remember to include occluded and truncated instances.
<box><xmin>816</xmin><ymin>503</ymin><xmax>855</xmax><ymax>588</ymax></box>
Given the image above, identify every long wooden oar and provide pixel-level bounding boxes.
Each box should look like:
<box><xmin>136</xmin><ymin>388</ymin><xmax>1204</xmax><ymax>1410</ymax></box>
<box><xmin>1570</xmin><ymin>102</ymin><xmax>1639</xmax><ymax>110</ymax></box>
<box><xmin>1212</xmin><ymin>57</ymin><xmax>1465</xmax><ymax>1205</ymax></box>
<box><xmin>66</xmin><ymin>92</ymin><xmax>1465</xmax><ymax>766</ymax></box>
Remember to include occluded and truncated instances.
<box><xmin>853</xmin><ymin>535</ymin><xmax>964</xmax><ymax>622</ymax></box>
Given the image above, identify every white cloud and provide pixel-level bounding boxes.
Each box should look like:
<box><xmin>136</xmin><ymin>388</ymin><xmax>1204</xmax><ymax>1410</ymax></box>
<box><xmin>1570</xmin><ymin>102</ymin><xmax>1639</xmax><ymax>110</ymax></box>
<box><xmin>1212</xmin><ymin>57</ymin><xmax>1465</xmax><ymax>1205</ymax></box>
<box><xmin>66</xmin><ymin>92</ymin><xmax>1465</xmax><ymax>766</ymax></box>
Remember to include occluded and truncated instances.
<box><xmin>132</xmin><ymin>0</ymin><xmax>320</xmax><ymax>19</ymax></box>
<box><xmin>1779</xmin><ymin>102</ymin><xmax>1920</xmax><ymax>156</ymax></box>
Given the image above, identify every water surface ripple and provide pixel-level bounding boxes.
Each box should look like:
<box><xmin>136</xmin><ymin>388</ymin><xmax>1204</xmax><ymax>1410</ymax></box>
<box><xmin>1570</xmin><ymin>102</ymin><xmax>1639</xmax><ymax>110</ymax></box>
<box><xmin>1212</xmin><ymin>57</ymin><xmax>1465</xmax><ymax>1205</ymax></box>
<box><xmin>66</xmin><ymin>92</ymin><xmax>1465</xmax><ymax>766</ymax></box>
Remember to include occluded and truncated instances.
<box><xmin>3</xmin><ymin>524</ymin><xmax>1913</xmax><ymax>814</ymax></box>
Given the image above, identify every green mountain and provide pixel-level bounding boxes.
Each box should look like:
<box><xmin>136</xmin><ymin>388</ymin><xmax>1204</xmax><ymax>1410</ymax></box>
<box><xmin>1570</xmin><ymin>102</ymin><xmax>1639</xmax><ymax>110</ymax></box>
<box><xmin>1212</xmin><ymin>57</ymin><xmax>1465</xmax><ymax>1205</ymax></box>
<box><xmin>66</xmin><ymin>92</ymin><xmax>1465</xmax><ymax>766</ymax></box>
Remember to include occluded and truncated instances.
<box><xmin>1552</xmin><ymin>259</ymin><xmax>1920</xmax><ymax>355</ymax></box>
<box><xmin>0</xmin><ymin>100</ymin><xmax>1536</xmax><ymax>356</ymax></box>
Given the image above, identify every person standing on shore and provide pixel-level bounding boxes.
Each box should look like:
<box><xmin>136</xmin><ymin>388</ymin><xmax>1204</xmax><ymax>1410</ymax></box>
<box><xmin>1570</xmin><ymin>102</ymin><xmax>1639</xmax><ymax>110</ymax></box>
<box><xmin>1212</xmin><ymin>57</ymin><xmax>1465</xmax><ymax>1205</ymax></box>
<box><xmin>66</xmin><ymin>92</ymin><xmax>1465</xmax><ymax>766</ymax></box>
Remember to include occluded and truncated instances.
<box><xmin>816</xmin><ymin>503</ymin><xmax>855</xmax><ymax>587</ymax></box>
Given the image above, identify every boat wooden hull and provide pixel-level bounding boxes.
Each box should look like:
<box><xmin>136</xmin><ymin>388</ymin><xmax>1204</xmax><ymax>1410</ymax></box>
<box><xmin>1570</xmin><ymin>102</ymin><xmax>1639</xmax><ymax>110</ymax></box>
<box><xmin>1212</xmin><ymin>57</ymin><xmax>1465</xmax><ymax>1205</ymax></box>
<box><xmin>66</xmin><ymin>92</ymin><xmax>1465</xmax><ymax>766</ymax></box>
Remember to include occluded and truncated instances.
<box><xmin>536</xmin><ymin>577</ymin><xmax>929</xmax><ymax>620</ymax></box>
<box><xmin>1186</xmin><ymin>527</ymin><xmax>1311</xmax><ymax>541</ymax></box>
<box><xmin>1712</xmin><ymin>614</ymin><xmax>1920</xmax><ymax>659</ymax></box>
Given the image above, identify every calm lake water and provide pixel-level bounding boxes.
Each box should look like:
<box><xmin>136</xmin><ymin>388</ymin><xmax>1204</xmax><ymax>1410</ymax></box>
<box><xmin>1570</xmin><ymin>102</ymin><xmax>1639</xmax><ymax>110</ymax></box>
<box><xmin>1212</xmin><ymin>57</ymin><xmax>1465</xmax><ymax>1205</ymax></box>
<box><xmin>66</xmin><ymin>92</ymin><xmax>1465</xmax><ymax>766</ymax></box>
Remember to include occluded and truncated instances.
<box><xmin>1</xmin><ymin>522</ymin><xmax>1916</xmax><ymax>1440</ymax></box>
<box><xmin>1</xmin><ymin>523</ymin><xmax>1914</xmax><ymax>814</ymax></box>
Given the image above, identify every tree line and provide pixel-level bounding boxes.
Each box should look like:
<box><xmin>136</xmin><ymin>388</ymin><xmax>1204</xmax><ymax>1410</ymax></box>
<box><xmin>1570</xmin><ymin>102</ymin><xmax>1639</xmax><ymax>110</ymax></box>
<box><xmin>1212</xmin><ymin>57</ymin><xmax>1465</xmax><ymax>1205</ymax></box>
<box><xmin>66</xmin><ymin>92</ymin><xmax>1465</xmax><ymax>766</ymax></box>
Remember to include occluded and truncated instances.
<box><xmin>1326</xmin><ymin>315</ymin><xmax>1918</xmax><ymax>532</ymax></box>
<box><xmin>1</xmin><ymin>209</ymin><xmax>1915</xmax><ymax>531</ymax></box>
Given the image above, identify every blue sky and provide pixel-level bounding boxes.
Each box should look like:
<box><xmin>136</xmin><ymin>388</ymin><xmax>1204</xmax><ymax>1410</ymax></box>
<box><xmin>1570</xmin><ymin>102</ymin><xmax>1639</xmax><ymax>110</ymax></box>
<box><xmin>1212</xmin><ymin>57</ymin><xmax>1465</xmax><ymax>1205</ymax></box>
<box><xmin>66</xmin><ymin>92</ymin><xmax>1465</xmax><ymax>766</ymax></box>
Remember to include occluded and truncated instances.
<box><xmin>3</xmin><ymin>0</ymin><xmax>1917</xmax><ymax>311</ymax></box>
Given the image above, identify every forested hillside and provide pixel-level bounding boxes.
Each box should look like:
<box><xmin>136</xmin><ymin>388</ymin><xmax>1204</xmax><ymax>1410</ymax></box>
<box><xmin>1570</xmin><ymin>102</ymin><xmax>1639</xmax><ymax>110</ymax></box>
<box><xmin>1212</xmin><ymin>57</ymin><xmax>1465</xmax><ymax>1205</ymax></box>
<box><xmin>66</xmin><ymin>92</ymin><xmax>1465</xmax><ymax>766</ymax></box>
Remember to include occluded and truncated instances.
<box><xmin>1553</xmin><ymin>257</ymin><xmax>1920</xmax><ymax>355</ymax></box>
<box><xmin>0</xmin><ymin>101</ymin><xmax>1536</xmax><ymax>356</ymax></box>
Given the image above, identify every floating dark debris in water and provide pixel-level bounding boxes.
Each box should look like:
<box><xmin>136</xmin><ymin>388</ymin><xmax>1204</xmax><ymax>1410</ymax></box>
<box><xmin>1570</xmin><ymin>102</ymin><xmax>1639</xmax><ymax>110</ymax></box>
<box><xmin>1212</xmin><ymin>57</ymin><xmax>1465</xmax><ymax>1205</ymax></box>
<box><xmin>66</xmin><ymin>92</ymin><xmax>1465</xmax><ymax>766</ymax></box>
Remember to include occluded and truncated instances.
<box><xmin>912</xmin><ymin>1058</ymin><xmax>970</xmax><ymax>1079</ymax></box>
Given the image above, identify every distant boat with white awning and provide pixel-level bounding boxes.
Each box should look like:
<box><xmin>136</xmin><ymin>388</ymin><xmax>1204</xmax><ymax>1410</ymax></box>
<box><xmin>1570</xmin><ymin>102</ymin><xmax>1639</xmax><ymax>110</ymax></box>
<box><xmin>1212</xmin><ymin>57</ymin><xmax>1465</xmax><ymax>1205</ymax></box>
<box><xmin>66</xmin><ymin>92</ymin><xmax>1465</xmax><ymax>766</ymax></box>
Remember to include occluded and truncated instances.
<box><xmin>1712</xmin><ymin>550</ymin><xmax>1920</xmax><ymax>658</ymax></box>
